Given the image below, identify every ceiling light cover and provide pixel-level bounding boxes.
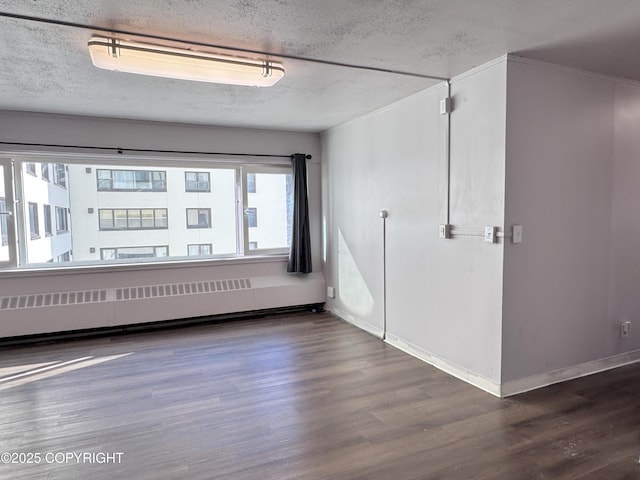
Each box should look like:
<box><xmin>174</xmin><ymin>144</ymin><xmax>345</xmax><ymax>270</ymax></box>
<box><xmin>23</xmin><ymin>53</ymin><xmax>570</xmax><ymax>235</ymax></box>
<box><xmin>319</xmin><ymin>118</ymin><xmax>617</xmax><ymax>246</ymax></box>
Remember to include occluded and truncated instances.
<box><xmin>88</xmin><ymin>37</ymin><xmax>284</xmax><ymax>87</ymax></box>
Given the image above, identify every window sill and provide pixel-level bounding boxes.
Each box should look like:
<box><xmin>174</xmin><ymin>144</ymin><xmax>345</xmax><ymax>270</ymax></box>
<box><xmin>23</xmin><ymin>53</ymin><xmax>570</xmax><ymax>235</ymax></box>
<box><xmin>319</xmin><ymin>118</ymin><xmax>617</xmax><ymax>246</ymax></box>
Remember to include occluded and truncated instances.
<box><xmin>0</xmin><ymin>254</ymin><xmax>289</xmax><ymax>279</ymax></box>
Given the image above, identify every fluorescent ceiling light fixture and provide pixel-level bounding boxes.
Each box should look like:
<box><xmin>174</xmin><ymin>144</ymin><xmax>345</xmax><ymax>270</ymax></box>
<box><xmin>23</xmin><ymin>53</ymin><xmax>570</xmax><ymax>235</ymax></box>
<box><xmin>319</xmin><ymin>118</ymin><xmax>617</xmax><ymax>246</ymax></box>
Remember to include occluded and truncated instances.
<box><xmin>88</xmin><ymin>36</ymin><xmax>284</xmax><ymax>87</ymax></box>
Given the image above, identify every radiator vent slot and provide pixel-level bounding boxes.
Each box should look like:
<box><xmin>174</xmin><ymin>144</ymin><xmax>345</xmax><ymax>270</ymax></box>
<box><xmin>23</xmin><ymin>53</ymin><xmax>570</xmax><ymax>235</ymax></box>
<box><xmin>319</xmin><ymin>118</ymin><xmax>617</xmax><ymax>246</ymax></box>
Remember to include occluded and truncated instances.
<box><xmin>114</xmin><ymin>278</ymin><xmax>251</xmax><ymax>301</ymax></box>
<box><xmin>0</xmin><ymin>289</ymin><xmax>107</xmax><ymax>311</ymax></box>
<box><xmin>0</xmin><ymin>278</ymin><xmax>252</xmax><ymax>311</ymax></box>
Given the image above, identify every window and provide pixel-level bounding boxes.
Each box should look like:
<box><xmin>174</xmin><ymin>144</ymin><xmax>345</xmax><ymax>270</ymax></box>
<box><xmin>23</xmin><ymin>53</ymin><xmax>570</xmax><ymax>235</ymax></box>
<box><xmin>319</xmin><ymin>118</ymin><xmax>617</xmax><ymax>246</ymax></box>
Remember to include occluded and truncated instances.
<box><xmin>243</xmin><ymin>169</ymin><xmax>292</xmax><ymax>253</ymax></box>
<box><xmin>44</xmin><ymin>205</ymin><xmax>52</xmax><ymax>236</ymax></box>
<box><xmin>53</xmin><ymin>163</ymin><xmax>66</xmax><ymax>188</ymax></box>
<box><xmin>185</xmin><ymin>171</ymin><xmax>210</xmax><ymax>192</ymax></box>
<box><xmin>28</xmin><ymin>202</ymin><xmax>39</xmax><ymax>239</ymax></box>
<box><xmin>41</xmin><ymin>163</ymin><xmax>50</xmax><ymax>181</ymax></box>
<box><xmin>25</xmin><ymin>163</ymin><xmax>36</xmax><ymax>176</ymax></box>
<box><xmin>99</xmin><ymin>208</ymin><xmax>168</xmax><ymax>230</ymax></box>
<box><xmin>101</xmin><ymin>246</ymin><xmax>169</xmax><ymax>260</ymax></box>
<box><xmin>247</xmin><ymin>207</ymin><xmax>258</xmax><ymax>228</ymax></box>
<box><xmin>97</xmin><ymin>169</ymin><xmax>166</xmax><ymax>191</ymax></box>
<box><xmin>55</xmin><ymin>206</ymin><xmax>69</xmax><ymax>233</ymax></box>
<box><xmin>186</xmin><ymin>208</ymin><xmax>211</xmax><ymax>229</ymax></box>
<box><xmin>0</xmin><ymin>197</ymin><xmax>8</xmax><ymax>246</ymax></box>
<box><xmin>187</xmin><ymin>244</ymin><xmax>212</xmax><ymax>256</ymax></box>
<box><xmin>3</xmin><ymin>158</ymin><xmax>291</xmax><ymax>269</ymax></box>
<box><xmin>247</xmin><ymin>173</ymin><xmax>256</xmax><ymax>193</ymax></box>
<box><xmin>55</xmin><ymin>251</ymin><xmax>71</xmax><ymax>263</ymax></box>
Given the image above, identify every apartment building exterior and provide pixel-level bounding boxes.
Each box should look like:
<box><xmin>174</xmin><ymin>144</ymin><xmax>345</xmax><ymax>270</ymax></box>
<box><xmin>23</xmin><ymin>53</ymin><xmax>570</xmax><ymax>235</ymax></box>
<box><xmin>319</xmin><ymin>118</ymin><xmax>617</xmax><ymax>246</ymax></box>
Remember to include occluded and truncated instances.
<box><xmin>2</xmin><ymin>159</ymin><xmax>292</xmax><ymax>267</ymax></box>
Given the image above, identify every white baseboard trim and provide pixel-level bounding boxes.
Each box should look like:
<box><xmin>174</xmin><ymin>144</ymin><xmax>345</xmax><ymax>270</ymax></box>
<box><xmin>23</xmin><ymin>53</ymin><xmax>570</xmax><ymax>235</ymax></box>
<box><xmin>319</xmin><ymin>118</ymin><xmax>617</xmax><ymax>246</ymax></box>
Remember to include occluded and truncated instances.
<box><xmin>328</xmin><ymin>307</ymin><xmax>384</xmax><ymax>339</ymax></box>
<box><xmin>384</xmin><ymin>333</ymin><xmax>502</xmax><ymax>397</ymax></box>
<box><xmin>329</xmin><ymin>309</ymin><xmax>640</xmax><ymax>398</ymax></box>
<box><xmin>500</xmin><ymin>349</ymin><xmax>640</xmax><ymax>397</ymax></box>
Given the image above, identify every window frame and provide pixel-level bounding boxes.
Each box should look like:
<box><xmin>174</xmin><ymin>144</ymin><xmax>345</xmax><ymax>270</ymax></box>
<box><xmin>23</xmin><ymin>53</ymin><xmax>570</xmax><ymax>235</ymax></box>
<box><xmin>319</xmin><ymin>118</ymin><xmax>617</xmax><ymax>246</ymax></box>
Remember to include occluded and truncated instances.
<box><xmin>186</xmin><ymin>208</ymin><xmax>212</xmax><ymax>229</ymax></box>
<box><xmin>98</xmin><ymin>208</ymin><xmax>169</xmax><ymax>231</ymax></box>
<box><xmin>55</xmin><ymin>206</ymin><xmax>69</xmax><ymax>233</ymax></box>
<box><xmin>101</xmin><ymin>245</ymin><xmax>169</xmax><ymax>260</ymax></box>
<box><xmin>28</xmin><ymin>202</ymin><xmax>40</xmax><ymax>239</ymax></box>
<box><xmin>185</xmin><ymin>171</ymin><xmax>211</xmax><ymax>192</ymax></box>
<box><xmin>241</xmin><ymin>165</ymin><xmax>293</xmax><ymax>256</ymax></box>
<box><xmin>0</xmin><ymin>154</ymin><xmax>293</xmax><ymax>270</ymax></box>
<box><xmin>187</xmin><ymin>243</ymin><xmax>213</xmax><ymax>256</ymax></box>
<box><xmin>43</xmin><ymin>204</ymin><xmax>53</xmax><ymax>236</ymax></box>
<box><xmin>53</xmin><ymin>163</ymin><xmax>67</xmax><ymax>188</ymax></box>
<box><xmin>96</xmin><ymin>168</ymin><xmax>167</xmax><ymax>192</ymax></box>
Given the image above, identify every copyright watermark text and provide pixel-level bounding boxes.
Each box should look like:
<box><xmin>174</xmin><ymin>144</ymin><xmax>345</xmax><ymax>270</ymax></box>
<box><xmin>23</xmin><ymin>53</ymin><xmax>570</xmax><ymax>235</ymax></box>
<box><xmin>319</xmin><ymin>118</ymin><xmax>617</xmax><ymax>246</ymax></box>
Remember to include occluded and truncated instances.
<box><xmin>1</xmin><ymin>451</ymin><xmax>124</xmax><ymax>465</ymax></box>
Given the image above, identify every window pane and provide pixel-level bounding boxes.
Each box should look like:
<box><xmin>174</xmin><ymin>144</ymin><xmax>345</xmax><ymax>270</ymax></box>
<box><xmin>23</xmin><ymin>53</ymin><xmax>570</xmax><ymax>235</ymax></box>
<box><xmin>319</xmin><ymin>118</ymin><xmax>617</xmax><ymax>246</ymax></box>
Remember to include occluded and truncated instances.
<box><xmin>12</xmin><ymin>161</ymin><xmax>265</xmax><ymax>266</ymax></box>
<box><xmin>113</xmin><ymin>171</ymin><xmax>134</xmax><ymax>189</ymax></box>
<box><xmin>138</xmin><ymin>209</ymin><xmax>152</xmax><ymax>228</ymax></box>
<box><xmin>247</xmin><ymin>207</ymin><xmax>257</xmax><ymax>228</ymax></box>
<box><xmin>44</xmin><ymin>205</ymin><xmax>52</xmax><ymax>235</ymax></box>
<box><xmin>155</xmin><ymin>209</ymin><xmax>168</xmax><ymax>228</ymax></box>
<box><xmin>28</xmin><ymin>202</ymin><xmax>39</xmax><ymax>239</ymax></box>
<box><xmin>99</xmin><ymin>210</ymin><xmax>113</xmax><ymax>229</ymax></box>
<box><xmin>114</xmin><ymin>209</ymin><xmax>128</xmax><ymax>229</ymax></box>
<box><xmin>186</xmin><ymin>208</ymin><xmax>211</xmax><ymax>228</ymax></box>
<box><xmin>185</xmin><ymin>171</ymin><xmax>210</xmax><ymax>192</ymax></box>
<box><xmin>246</xmin><ymin>172</ymin><xmax>292</xmax><ymax>250</ymax></box>
<box><xmin>127</xmin><ymin>209</ymin><xmax>141</xmax><ymax>228</ymax></box>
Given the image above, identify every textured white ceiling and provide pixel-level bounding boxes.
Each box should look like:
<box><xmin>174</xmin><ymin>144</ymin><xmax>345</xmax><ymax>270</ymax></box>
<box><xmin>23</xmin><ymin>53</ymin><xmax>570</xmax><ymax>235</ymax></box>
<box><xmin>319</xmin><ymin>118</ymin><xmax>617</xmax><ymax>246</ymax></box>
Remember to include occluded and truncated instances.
<box><xmin>2</xmin><ymin>1</ymin><xmax>640</xmax><ymax>132</ymax></box>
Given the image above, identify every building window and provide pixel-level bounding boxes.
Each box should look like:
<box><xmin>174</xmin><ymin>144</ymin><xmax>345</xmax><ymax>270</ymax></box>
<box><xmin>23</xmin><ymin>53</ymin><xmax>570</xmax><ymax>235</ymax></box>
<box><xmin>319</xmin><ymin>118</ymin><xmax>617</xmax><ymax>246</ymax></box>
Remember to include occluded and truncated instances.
<box><xmin>0</xmin><ymin>198</ymin><xmax>8</xmax><ymax>246</ymax></box>
<box><xmin>41</xmin><ymin>163</ymin><xmax>50</xmax><ymax>181</ymax></box>
<box><xmin>98</xmin><ymin>208</ymin><xmax>168</xmax><ymax>230</ymax></box>
<box><xmin>55</xmin><ymin>206</ymin><xmax>69</xmax><ymax>233</ymax></box>
<box><xmin>3</xmin><ymin>159</ymin><xmax>292</xmax><ymax>269</ymax></box>
<box><xmin>55</xmin><ymin>251</ymin><xmax>71</xmax><ymax>263</ymax></box>
<box><xmin>44</xmin><ymin>204</ymin><xmax>52</xmax><ymax>236</ymax></box>
<box><xmin>97</xmin><ymin>169</ymin><xmax>166</xmax><ymax>191</ymax></box>
<box><xmin>186</xmin><ymin>208</ymin><xmax>211</xmax><ymax>229</ymax></box>
<box><xmin>247</xmin><ymin>173</ymin><xmax>256</xmax><ymax>193</ymax></box>
<box><xmin>187</xmin><ymin>244</ymin><xmax>212</xmax><ymax>256</ymax></box>
<box><xmin>53</xmin><ymin>163</ymin><xmax>66</xmax><ymax>188</ymax></box>
<box><xmin>28</xmin><ymin>202</ymin><xmax>39</xmax><ymax>239</ymax></box>
<box><xmin>101</xmin><ymin>246</ymin><xmax>169</xmax><ymax>260</ymax></box>
<box><xmin>247</xmin><ymin>207</ymin><xmax>258</xmax><ymax>227</ymax></box>
<box><xmin>185</xmin><ymin>171</ymin><xmax>210</xmax><ymax>192</ymax></box>
<box><xmin>25</xmin><ymin>163</ymin><xmax>37</xmax><ymax>176</ymax></box>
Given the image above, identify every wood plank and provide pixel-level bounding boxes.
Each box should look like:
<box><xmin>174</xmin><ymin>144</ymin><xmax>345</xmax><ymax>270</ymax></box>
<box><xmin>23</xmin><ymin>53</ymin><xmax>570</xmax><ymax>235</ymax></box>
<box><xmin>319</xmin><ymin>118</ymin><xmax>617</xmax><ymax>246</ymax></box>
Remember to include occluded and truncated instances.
<box><xmin>0</xmin><ymin>311</ymin><xmax>638</xmax><ymax>479</ymax></box>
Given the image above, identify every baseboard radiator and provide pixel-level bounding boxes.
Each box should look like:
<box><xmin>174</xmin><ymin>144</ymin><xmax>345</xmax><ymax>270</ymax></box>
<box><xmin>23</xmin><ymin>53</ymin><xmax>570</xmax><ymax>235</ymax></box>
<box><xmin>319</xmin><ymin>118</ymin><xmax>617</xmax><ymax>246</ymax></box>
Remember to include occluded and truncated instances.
<box><xmin>0</xmin><ymin>273</ymin><xmax>325</xmax><ymax>339</ymax></box>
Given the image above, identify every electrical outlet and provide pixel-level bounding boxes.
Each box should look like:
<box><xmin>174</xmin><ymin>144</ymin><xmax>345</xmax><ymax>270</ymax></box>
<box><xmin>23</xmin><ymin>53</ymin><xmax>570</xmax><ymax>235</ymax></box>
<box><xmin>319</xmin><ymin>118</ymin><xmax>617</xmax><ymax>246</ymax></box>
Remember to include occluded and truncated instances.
<box><xmin>621</xmin><ymin>321</ymin><xmax>631</xmax><ymax>338</ymax></box>
<box><xmin>484</xmin><ymin>226</ymin><xmax>497</xmax><ymax>243</ymax></box>
<box><xmin>327</xmin><ymin>286</ymin><xmax>336</xmax><ymax>299</ymax></box>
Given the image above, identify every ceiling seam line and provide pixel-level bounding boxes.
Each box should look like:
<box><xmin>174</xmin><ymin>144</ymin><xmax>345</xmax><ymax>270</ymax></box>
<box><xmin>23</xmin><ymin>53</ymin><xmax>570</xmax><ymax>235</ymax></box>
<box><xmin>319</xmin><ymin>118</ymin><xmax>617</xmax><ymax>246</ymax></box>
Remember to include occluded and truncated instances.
<box><xmin>0</xmin><ymin>11</ymin><xmax>449</xmax><ymax>82</ymax></box>
<box><xmin>0</xmin><ymin>141</ymin><xmax>302</xmax><ymax>159</ymax></box>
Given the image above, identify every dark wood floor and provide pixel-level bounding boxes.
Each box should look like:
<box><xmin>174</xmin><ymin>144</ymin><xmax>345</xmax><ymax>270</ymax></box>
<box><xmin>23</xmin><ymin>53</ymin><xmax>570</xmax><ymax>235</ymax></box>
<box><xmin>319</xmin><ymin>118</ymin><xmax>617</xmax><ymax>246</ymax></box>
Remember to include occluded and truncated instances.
<box><xmin>0</xmin><ymin>311</ymin><xmax>638</xmax><ymax>479</ymax></box>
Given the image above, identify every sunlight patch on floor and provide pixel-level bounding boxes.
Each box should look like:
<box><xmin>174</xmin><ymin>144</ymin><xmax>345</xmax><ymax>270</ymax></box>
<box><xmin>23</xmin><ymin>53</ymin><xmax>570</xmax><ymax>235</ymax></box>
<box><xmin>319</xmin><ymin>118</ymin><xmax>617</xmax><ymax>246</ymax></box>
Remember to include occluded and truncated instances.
<box><xmin>0</xmin><ymin>353</ymin><xmax>133</xmax><ymax>391</ymax></box>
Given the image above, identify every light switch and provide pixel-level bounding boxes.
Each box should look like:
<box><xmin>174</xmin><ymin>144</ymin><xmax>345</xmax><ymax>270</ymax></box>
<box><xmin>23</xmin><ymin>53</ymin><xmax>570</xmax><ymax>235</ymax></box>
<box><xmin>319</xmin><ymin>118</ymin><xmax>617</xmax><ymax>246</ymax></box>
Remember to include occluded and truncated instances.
<box><xmin>512</xmin><ymin>225</ymin><xmax>523</xmax><ymax>244</ymax></box>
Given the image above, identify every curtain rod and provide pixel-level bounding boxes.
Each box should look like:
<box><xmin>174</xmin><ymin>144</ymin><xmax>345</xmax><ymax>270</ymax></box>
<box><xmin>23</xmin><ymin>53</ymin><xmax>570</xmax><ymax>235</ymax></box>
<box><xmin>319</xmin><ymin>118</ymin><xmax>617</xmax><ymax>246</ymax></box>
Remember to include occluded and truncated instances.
<box><xmin>0</xmin><ymin>11</ymin><xmax>449</xmax><ymax>82</ymax></box>
<box><xmin>0</xmin><ymin>141</ymin><xmax>311</xmax><ymax>160</ymax></box>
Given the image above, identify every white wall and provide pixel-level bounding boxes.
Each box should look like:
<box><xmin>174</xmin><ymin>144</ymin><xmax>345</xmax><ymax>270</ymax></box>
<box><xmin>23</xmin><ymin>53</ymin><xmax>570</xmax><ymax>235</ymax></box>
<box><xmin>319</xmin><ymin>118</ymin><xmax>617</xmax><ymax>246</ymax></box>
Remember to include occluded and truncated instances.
<box><xmin>609</xmin><ymin>83</ymin><xmax>640</xmax><ymax>353</ymax></box>
<box><xmin>322</xmin><ymin>58</ymin><xmax>507</xmax><ymax>392</ymax></box>
<box><xmin>502</xmin><ymin>58</ymin><xmax>640</xmax><ymax>393</ymax></box>
<box><xmin>0</xmin><ymin>112</ymin><xmax>324</xmax><ymax>338</ymax></box>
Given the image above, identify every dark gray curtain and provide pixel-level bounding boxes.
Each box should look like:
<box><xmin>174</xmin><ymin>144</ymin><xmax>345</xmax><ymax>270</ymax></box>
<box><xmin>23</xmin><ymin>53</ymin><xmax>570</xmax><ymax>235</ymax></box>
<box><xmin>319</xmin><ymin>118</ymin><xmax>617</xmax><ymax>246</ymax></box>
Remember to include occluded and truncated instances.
<box><xmin>287</xmin><ymin>153</ymin><xmax>312</xmax><ymax>273</ymax></box>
